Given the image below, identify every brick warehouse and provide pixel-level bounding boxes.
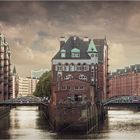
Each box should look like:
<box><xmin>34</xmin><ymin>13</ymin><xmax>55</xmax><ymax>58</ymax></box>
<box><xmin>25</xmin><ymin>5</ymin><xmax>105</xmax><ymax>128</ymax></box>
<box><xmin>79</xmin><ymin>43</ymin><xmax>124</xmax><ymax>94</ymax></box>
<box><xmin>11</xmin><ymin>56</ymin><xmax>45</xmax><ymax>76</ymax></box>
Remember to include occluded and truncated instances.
<box><xmin>109</xmin><ymin>64</ymin><xmax>140</xmax><ymax>98</ymax></box>
<box><xmin>49</xmin><ymin>36</ymin><xmax>109</xmax><ymax>132</ymax></box>
<box><xmin>0</xmin><ymin>33</ymin><xmax>12</xmax><ymax>100</ymax></box>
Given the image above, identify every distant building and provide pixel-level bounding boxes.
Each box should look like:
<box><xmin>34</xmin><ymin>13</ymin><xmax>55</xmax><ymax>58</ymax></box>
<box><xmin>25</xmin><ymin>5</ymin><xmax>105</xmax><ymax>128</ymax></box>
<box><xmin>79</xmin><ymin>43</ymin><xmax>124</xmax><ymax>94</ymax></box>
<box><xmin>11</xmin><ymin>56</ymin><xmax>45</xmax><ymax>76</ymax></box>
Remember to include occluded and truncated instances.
<box><xmin>18</xmin><ymin>77</ymin><xmax>30</xmax><ymax>97</ymax></box>
<box><xmin>12</xmin><ymin>66</ymin><xmax>18</xmax><ymax>98</ymax></box>
<box><xmin>109</xmin><ymin>64</ymin><xmax>140</xmax><ymax>98</ymax></box>
<box><xmin>18</xmin><ymin>77</ymin><xmax>39</xmax><ymax>97</ymax></box>
<box><xmin>31</xmin><ymin>69</ymin><xmax>48</xmax><ymax>79</ymax></box>
<box><xmin>30</xmin><ymin>78</ymin><xmax>39</xmax><ymax>95</ymax></box>
<box><xmin>0</xmin><ymin>32</ymin><xmax>12</xmax><ymax>100</ymax></box>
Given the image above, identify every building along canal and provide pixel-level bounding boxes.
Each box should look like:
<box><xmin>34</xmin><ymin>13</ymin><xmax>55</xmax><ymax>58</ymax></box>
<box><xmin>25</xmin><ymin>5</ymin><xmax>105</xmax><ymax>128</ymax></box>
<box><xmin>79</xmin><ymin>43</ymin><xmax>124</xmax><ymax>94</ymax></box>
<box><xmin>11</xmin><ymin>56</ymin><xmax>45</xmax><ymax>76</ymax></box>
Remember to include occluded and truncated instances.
<box><xmin>0</xmin><ymin>106</ymin><xmax>140</xmax><ymax>139</ymax></box>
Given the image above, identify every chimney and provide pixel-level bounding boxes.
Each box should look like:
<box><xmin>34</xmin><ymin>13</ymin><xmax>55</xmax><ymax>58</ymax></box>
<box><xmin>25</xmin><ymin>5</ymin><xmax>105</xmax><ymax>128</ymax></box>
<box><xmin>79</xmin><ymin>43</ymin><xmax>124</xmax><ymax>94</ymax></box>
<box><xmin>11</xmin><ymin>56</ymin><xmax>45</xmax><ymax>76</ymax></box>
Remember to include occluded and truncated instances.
<box><xmin>83</xmin><ymin>37</ymin><xmax>89</xmax><ymax>42</ymax></box>
<box><xmin>60</xmin><ymin>36</ymin><xmax>65</xmax><ymax>48</ymax></box>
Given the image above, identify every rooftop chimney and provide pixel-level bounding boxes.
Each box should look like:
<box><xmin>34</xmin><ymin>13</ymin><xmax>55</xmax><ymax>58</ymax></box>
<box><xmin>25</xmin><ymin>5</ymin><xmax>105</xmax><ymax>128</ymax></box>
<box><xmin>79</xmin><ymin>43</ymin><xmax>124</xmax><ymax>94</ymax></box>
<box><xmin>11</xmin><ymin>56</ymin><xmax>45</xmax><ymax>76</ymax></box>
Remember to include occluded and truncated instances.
<box><xmin>60</xmin><ymin>36</ymin><xmax>65</xmax><ymax>48</ymax></box>
<box><xmin>83</xmin><ymin>37</ymin><xmax>89</xmax><ymax>42</ymax></box>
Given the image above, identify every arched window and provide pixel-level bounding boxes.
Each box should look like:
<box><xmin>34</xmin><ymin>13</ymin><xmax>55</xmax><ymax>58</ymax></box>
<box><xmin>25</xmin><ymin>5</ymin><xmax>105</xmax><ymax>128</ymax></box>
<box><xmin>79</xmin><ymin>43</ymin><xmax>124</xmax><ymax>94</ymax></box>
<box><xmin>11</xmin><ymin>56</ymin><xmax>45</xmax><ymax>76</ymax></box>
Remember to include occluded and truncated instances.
<box><xmin>77</xmin><ymin>63</ymin><xmax>82</xmax><ymax>71</ymax></box>
<box><xmin>70</xmin><ymin>63</ymin><xmax>75</xmax><ymax>71</ymax></box>
<box><xmin>79</xmin><ymin>74</ymin><xmax>87</xmax><ymax>81</ymax></box>
<box><xmin>58</xmin><ymin>63</ymin><xmax>62</xmax><ymax>71</ymax></box>
<box><xmin>64</xmin><ymin>63</ymin><xmax>69</xmax><ymax>71</ymax></box>
<box><xmin>83</xmin><ymin>63</ymin><xmax>88</xmax><ymax>71</ymax></box>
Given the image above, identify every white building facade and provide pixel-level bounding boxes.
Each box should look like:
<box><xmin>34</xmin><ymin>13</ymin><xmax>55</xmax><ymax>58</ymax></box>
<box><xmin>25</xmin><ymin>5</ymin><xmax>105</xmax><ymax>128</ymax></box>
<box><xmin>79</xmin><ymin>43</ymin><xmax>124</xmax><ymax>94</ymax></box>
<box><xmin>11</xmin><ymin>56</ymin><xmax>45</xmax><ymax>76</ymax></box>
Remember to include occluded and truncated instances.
<box><xmin>18</xmin><ymin>77</ymin><xmax>39</xmax><ymax>97</ymax></box>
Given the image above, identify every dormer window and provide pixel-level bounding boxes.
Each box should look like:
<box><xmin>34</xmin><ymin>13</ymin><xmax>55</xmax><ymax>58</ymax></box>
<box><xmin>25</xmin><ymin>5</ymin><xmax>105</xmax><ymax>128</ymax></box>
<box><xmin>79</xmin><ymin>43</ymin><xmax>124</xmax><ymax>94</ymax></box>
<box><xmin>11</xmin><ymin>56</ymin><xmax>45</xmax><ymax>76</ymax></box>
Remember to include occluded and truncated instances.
<box><xmin>61</xmin><ymin>49</ymin><xmax>66</xmax><ymax>58</ymax></box>
<box><xmin>71</xmin><ymin>48</ymin><xmax>80</xmax><ymax>58</ymax></box>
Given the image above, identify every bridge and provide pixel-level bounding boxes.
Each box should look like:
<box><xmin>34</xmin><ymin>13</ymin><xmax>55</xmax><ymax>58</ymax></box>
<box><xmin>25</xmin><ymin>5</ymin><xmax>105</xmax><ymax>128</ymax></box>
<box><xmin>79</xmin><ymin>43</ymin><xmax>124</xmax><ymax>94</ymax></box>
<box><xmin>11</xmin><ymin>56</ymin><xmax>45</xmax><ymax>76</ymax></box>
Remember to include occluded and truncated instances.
<box><xmin>103</xmin><ymin>95</ymin><xmax>140</xmax><ymax>107</ymax></box>
<box><xmin>0</xmin><ymin>96</ymin><xmax>48</xmax><ymax>106</ymax></box>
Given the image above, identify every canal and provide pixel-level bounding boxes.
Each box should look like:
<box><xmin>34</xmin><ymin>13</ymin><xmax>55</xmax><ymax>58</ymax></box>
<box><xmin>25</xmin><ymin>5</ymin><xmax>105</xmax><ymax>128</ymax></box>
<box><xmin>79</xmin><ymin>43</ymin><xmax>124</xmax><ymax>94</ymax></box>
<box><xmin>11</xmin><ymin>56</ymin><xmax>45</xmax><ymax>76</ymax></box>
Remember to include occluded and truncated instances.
<box><xmin>0</xmin><ymin>106</ymin><xmax>140</xmax><ymax>139</ymax></box>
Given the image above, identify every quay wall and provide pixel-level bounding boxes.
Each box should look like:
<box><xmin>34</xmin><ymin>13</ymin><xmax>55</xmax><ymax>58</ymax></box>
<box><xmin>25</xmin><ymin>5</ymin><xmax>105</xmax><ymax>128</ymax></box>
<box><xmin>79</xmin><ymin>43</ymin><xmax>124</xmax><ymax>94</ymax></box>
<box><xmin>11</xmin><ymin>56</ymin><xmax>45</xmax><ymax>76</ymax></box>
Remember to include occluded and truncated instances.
<box><xmin>0</xmin><ymin>107</ymin><xmax>10</xmax><ymax>119</ymax></box>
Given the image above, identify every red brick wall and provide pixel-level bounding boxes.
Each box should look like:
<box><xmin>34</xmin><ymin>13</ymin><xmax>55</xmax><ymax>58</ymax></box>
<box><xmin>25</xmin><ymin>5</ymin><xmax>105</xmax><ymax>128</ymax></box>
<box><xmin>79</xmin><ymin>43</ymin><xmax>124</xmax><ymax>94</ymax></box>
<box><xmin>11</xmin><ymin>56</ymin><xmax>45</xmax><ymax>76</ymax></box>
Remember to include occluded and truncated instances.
<box><xmin>109</xmin><ymin>72</ymin><xmax>140</xmax><ymax>98</ymax></box>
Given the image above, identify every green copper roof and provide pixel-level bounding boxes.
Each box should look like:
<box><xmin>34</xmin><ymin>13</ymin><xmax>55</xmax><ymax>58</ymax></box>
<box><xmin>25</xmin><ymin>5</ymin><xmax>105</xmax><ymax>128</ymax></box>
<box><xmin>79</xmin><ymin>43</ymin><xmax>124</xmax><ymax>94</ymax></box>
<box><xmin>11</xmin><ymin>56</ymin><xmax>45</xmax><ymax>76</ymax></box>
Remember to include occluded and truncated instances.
<box><xmin>71</xmin><ymin>48</ymin><xmax>80</xmax><ymax>53</ymax></box>
<box><xmin>87</xmin><ymin>40</ymin><xmax>98</xmax><ymax>53</ymax></box>
<box><xmin>60</xmin><ymin>49</ymin><xmax>66</xmax><ymax>52</ymax></box>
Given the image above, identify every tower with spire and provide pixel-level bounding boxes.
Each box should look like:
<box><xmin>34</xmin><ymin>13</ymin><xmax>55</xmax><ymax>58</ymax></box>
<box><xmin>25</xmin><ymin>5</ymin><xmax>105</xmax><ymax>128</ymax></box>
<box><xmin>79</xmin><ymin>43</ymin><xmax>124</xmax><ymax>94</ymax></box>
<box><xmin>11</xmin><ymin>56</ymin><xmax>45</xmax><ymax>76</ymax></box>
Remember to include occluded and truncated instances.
<box><xmin>12</xmin><ymin>66</ymin><xmax>18</xmax><ymax>99</ymax></box>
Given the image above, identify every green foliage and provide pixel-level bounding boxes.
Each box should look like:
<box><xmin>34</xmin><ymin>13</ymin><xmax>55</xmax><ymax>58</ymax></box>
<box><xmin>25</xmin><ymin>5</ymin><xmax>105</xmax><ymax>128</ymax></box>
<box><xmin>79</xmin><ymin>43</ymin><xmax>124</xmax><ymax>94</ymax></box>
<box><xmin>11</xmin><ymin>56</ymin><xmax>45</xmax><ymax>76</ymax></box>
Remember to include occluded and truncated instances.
<box><xmin>33</xmin><ymin>71</ymin><xmax>51</xmax><ymax>98</ymax></box>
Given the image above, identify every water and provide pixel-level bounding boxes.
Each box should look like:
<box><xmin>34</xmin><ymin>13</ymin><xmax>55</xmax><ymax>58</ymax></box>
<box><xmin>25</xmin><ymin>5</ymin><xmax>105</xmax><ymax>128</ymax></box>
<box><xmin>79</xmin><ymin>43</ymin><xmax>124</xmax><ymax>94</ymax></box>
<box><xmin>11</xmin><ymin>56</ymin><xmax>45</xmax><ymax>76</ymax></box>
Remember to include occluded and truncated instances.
<box><xmin>0</xmin><ymin>106</ymin><xmax>140</xmax><ymax>139</ymax></box>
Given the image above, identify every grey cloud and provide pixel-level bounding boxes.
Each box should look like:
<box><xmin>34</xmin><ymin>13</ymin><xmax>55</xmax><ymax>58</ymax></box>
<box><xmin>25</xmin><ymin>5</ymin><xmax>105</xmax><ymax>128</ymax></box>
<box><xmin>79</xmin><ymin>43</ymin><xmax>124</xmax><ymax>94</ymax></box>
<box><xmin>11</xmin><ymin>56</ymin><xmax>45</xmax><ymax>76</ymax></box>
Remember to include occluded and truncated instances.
<box><xmin>1</xmin><ymin>1</ymin><xmax>140</xmax><ymax>76</ymax></box>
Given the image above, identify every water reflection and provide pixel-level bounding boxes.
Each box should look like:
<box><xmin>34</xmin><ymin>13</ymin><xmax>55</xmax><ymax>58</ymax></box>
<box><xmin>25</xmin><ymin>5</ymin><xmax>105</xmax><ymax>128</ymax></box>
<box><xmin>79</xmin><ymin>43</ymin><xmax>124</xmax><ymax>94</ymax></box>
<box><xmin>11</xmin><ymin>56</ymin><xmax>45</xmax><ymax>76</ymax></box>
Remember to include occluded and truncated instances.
<box><xmin>0</xmin><ymin>107</ymin><xmax>140</xmax><ymax>139</ymax></box>
<box><xmin>0</xmin><ymin>113</ymin><xmax>10</xmax><ymax>139</ymax></box>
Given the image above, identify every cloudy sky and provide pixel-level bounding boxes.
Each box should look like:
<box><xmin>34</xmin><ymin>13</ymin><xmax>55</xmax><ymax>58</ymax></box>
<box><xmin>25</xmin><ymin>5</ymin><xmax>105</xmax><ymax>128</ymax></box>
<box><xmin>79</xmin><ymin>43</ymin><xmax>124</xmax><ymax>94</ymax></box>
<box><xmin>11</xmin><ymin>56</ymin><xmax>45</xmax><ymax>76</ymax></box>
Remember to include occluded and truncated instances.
<box><xmin>0</xmin><ymin>1</ymin><xmax>140</xmax><ymax>77</ymax></box>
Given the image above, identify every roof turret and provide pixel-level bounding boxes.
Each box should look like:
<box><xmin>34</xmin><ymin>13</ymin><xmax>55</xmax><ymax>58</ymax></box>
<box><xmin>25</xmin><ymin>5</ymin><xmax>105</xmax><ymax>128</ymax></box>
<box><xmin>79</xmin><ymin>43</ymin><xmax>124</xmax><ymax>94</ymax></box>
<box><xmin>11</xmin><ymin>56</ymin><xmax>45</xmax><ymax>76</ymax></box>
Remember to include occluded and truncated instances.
<box><xmin>87</xmin><ymin>40</ymin><xmax>98</xmax><ymax>53</ymax></box>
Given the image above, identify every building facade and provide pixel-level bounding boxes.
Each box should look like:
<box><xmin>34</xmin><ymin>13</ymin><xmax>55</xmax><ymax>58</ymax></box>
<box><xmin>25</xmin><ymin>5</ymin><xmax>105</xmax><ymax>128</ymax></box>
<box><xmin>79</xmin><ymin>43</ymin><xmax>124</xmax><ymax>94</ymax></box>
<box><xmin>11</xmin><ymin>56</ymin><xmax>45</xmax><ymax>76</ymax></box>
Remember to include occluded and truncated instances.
<box><xmin>0</xmin><ymin>33</ymin><xmax>12</xmax><ymax>101</ymax></box>
<box><xmin>30</xmin><ymin>78</ymin><xmax>39</xmax><ymax>95</ymax></box>
<box><xmin>51</xmin><ymin>36</ymin><xmax>109</xmax><ymax>105</ymax></box>
<box><xmin>18</xmin><ymin>77</ymin><xmax>39</xmax><ymax>97</ymax></box>
<box><xmin>50</xmin><ymin>36</ymin><xmax>109</xmax><ymax>131</ymax></box>
<box><xmin>109</xmin><ymin>64</ymin><xmax>140</xmax><ymax>98</ymax></box>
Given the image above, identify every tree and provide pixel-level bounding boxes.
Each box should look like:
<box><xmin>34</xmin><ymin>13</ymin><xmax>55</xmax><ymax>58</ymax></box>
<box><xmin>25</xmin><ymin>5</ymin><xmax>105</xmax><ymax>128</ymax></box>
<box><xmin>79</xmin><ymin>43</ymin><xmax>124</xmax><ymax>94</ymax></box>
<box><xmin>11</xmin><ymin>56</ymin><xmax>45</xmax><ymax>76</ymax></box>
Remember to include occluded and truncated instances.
<box><xmin>33</xmin><ymin>71</ymin><xmax>51</xmax><ymax>98</ymax></box>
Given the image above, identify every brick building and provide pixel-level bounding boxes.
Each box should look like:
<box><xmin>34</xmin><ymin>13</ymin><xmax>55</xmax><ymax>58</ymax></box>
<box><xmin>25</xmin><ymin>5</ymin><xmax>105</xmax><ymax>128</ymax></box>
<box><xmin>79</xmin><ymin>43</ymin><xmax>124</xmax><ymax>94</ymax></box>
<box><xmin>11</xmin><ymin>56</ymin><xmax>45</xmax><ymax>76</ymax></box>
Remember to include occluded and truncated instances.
<box><xmin>51</xmin><ymin>36</ymin><xmax>108</xmax><ymax>105</ymax></box>
<box><xmin>0</xmin><ymin>33</ymin><xmax>12</xmax><ymax>100</ymax></box>
<box><xmin>50</xmin><ymin>36</ymin><xmax>109</xmax><ymax>131</ymax></box>
<box><xmin>109</xmin><ymin>64</ymin><xmax>140</xmax><ymax>98</ymax></box>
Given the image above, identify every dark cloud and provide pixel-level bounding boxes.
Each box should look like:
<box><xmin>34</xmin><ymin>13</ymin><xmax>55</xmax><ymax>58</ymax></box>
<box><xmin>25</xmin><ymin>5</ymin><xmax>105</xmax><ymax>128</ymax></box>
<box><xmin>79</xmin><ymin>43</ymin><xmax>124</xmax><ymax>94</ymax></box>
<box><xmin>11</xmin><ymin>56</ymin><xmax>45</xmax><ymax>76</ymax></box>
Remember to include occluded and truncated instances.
<box><xmin>1</xmin><ymin>1</ymin><xmax>140</xmax><ymax>76</ymax></box>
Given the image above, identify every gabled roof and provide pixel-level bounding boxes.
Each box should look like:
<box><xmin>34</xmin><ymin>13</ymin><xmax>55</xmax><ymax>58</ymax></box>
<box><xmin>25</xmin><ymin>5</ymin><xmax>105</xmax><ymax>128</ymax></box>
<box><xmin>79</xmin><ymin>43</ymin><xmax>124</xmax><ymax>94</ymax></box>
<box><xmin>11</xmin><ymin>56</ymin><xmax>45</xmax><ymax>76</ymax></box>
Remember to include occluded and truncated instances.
<box><xmin>53</xmin><ymin>36</ymin><xmax>107</xmax><ymax>63</ymax></box>
<box><xmin>53</xmin><ymin>36</ymin><xmax>90</xmax><ymax>59</ymax></box>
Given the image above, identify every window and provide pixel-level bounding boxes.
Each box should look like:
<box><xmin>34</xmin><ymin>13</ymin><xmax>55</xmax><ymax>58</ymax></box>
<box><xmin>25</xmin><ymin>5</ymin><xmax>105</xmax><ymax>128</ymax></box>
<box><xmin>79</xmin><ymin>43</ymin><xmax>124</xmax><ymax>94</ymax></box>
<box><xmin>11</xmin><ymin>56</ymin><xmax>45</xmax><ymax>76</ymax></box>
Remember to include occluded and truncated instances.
<box><xmin>83</xmin><ymin>63</ymin><xmax>88</xmax><ymax>71</ymax></box>
<box><xmin>62</xmin><ymin>86</ymin><xmax>66</xmax><ymax>90</ymax></box>
<box><xmin>80</xmin><ymin>86</ymin><xmax>84</xmax><ymax>90</ymax></box>
<box><xmin>75</xmin><ymin>86</ymin><xmax>79</xmax><ymax>90</ymax></box>
<box><xmin>77</xmin><ymin>63</ymin><xmax>82</xmax><ymax>71</ymax></box>
<box><xmin>58</xmin><ymin>63</ymin><xmax>62</xmax><ymax>71</ymax></box>
<box><xmin>64</xmin><ymin>63</ymin><xmax>69</xmax><ymax>71</ymax></box>
<box><xmin>61</xmin><ymin>52</ymin><xmax>66</xmax><ymax>58</ymax></box>
<box><xmin>71</xmin><ymin>48</ymin><xmax>80</xmax><ymax>58</ymax></box>
<box><xmin>70</xmin><ymin>63</ymin><xmax>75</xmax><ymax>71</ymax></box>
<box><xmin>64</xmin><ymin>74</ymin><xmax>73</xmax><ymax>80</ymax></box>
<box><xmin>67</xmin><ymin>86</ymin><xmax>70</xmax><ymax>90</ymax></box>
<box><xmin>79</xmin><ymin>74</ymin><xmax>87</xmax><ymax>81</ymax></box>
<box><xmin>91</xmin><ymin>54</ymin><xmax>94</xmax><ymax>57</ymax></box>
<box><xmin>71</xmin><ymin>53</ymin><xmax>80</xmax><ymax>58</ymax></box>
<box><xmin>61</xmin><ymin>49</ymin><xmax>66</xmax><ymax>58</ymax></box>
